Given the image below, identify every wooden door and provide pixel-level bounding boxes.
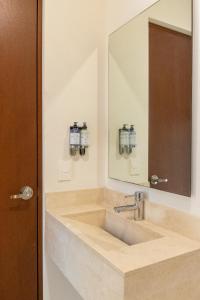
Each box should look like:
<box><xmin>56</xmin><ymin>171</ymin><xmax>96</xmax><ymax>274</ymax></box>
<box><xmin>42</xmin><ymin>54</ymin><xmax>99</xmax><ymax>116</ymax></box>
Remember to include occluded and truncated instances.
<box><xmin>0</xmin><ymin>1</ymin><xmax>42</xmax><ymax>299</ymax></box>
<box><xmin>149</xmin><ymin>23</ymin><xmax>192</xmax><ymax>196</ymax></box>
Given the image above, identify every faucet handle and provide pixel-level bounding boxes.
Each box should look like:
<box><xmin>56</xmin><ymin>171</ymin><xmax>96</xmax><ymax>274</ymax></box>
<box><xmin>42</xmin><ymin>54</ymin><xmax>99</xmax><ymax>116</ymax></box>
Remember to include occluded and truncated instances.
<box><xmin>124</xmin><ymin>192</ymin><xmax>144</xmax><ymax>202</ymax></box>
<box><xmin>134</xmin><ymin>191</ymin><xmax>144</xmax><ymax>202</ymax></box>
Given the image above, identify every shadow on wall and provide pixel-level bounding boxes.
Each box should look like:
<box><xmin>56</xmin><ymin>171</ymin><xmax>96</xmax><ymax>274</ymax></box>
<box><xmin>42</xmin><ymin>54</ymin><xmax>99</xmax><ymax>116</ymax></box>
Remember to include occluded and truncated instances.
<box><xmin>44</xmin><ymin>254</ymin><xmax>83</xmax><ymax>300</ymax></box>
<box><xmin>44</xmin><ymin>0</ymin><xmax>104</xmax><ymax>104</ymax></box>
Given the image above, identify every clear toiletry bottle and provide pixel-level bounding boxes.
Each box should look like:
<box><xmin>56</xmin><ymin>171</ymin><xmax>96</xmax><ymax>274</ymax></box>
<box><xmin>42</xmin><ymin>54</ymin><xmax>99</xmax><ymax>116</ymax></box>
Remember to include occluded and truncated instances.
<box><xmin>119</xmin><ymin>124</ymin><xmax>129</xmax><ymax>155</ymax></box>
<box><xmin>80</xmin><ymin>122</ymin><xmax>88</xmax><ymax>156</ymax></box>
<box><xmin>129</xmin><ymin>125</ymin><xmax>136</xmax><ymax>154</ymax></box>
<box><xmin>69</xmin><ymin>122</ymin><xmax>80</xmax><ymax>156</ymax></box>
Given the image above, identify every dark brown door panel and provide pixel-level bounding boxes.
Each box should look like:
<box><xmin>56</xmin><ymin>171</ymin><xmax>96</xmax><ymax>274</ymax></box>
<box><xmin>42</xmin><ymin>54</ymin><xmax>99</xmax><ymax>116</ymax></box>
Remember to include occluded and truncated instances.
<box><xmin>149</xmin><ymin>23</ymin><xmax>192</xmax><ymax>196</ymax></box>
<box><xmin>0</xmin><ymin>0</ymin><xmax>42</xmax><ymax>299</ymax></box>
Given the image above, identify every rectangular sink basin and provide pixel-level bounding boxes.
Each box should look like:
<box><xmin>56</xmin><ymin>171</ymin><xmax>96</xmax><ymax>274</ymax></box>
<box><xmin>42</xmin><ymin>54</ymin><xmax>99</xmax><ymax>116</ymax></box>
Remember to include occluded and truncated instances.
<box><xmin>65</xmin><ymin>210</ymin><xmax>162</xmax><ymax>246</ymax></box>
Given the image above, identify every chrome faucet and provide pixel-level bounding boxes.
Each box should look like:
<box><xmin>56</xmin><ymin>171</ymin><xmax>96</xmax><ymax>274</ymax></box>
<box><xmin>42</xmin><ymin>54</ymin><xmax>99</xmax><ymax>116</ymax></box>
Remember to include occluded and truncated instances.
<box><xmin>114</xmin><ymin>191</ymin><xmax>145</xmax><ymax>221</ymax></box>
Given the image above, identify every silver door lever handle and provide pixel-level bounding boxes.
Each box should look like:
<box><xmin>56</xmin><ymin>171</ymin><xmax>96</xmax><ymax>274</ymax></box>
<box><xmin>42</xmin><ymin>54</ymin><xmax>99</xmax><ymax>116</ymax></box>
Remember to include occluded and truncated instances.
<box><xmin>10</xmin><ymin>186</ymin><xmax>34</xmax><ymax>201</ymax></box>
<box><xmin>150</xmin><ymin>175</ymin><xmax>168</xmax><ymax>185</ymax></box>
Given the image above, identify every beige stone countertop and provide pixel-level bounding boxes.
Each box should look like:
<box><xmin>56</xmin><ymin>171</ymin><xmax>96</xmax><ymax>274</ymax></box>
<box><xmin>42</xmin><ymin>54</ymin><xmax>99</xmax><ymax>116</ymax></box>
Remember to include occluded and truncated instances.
<box><xmin>46</xmin><ymin>200</ymin><xmax>200</xmax><ymax>278</ymax></box>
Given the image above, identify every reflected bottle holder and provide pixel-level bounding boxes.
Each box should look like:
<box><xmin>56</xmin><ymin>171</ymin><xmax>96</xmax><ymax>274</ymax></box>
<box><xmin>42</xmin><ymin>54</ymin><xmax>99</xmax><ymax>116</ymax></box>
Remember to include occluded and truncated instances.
<box><xmin>119</xmin><ymin>124</ymin><xmax>136</xmax><ymax>155</ymax></box>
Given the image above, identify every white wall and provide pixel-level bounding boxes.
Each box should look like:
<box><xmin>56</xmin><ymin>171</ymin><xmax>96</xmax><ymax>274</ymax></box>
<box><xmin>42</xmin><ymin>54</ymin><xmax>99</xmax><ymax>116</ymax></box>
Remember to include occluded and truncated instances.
<box><xmin>43</xmin><ymin>0</ymin><xmax>105</xmax><ymax>299</ymax></box>
<box><xmin>44</xmin><ymin>255</ymin><xmax>82</xmax><ymax>300</ymax></box>
<box><xmin>104</xmin><ymin>0</ymin><xmax>200</xmax><ymax>217</ymax></box>
<box><xmin>44</xmin><ymin>0</ymin><xmax>105</xmax><ymax>193</ymax></box>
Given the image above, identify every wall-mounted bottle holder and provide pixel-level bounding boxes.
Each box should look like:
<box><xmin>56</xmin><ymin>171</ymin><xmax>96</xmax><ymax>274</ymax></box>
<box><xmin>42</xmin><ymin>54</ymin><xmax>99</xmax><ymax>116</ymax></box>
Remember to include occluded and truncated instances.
<box><xmin>69</xmin><ymin>122</ymin><xmax>89</xmax><ymax>156</ymax></box>
<box><xmin>119</xmin><ymin>124</ymin><xmax>136</xmax><ymax>155</ymax></box>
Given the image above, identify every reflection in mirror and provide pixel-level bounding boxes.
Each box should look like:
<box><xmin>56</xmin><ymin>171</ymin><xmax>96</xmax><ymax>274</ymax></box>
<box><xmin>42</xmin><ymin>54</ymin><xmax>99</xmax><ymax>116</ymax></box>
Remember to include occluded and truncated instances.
<box><xmin>108</xmin><ymin>0</ymin><xmax>192</xmax><ymax>196</ymax></box>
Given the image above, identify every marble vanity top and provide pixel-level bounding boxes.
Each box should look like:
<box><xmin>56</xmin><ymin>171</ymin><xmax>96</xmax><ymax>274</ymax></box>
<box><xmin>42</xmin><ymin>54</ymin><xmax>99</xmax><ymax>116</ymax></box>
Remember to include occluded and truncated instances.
<box><xmin>47</xmin><ymin>202</ymin><xmax>200</xmax><ymax>277</ymax></box>
<box><xmin>46</xmin><ymin>188</ymin><xmax>200</xmax><ymax>300</ymax></box>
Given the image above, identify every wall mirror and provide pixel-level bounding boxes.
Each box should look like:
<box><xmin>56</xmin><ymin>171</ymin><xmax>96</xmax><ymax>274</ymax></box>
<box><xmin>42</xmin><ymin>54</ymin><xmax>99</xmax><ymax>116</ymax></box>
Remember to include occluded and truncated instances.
<box><xmin>108</xmin><ymin>0</ymin><xmax>192</xmax><ymax>196</ymax></box>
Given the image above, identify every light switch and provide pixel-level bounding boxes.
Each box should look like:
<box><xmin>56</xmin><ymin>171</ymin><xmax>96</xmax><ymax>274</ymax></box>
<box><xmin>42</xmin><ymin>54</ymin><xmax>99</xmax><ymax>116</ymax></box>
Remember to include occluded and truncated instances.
<box><xmin>58</xmin><ymin>160</ymin><xmax>72</xmax><ymax>181</ymax></box>
<box><xmin>129</xmin><ymin>157</ymin><xmax>140</xmax><ymax>177</ymax></box>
